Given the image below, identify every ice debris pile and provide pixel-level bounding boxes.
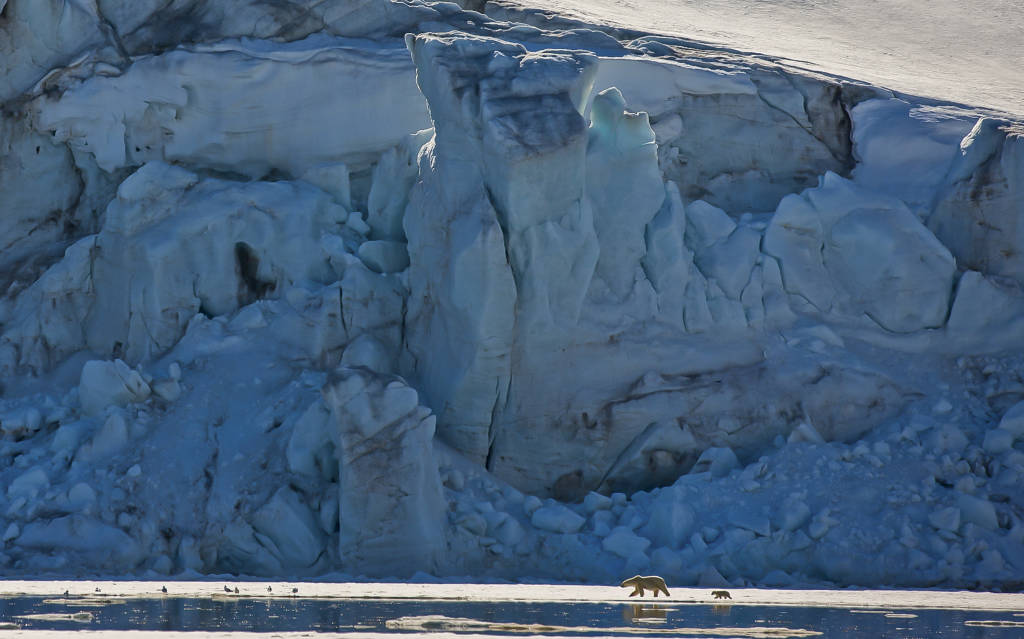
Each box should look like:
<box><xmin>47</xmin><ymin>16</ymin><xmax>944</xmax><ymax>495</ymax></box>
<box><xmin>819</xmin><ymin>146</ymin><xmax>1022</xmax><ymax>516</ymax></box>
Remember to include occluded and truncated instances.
<box><xmin>0</xmin><ymin>0</ymin><xmax>1023</xmax><ymax>589</ymax></box>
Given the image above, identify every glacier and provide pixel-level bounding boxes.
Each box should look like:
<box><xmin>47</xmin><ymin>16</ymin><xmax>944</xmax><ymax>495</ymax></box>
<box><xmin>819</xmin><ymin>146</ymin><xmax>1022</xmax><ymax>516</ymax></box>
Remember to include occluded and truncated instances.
<box><xmin>0</xmin><ymin>0</ymin><xmax>1023</xmax><ymax>590</ymax></box>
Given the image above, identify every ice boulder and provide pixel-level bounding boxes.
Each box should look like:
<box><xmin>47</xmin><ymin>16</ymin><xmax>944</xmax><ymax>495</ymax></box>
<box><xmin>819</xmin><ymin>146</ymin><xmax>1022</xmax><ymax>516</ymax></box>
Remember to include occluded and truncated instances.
<box><xmin>583</xmin><ymin>492</ymin><xmax>612</xmax><ymax>513</ymax></box>
<box><xmin>340</xmin><ymin>335</ymin><xmax>395</xmax><ymax>375</ymax></box>
<box><xmin>357</xmin><ymin>240</ymin><xmax>410</xmax><ymax>274</ymax></box>
<box><xmin>691</xmin><ymin>447</ymin><xmax>739</xmax><ymax>478</ymax></box>
<box><xmin>788</xmin><ymin>421</ymin><xmax>826</xmax><ymax>445</ymax></box>
<box><xmin>215</xmin><ymin>517</ymin><xmax>288</xmax><ymax>576</ymax></box>
<box><xmin>0</xmin><ymin>406</ymin><xmax>43</xmax><ymax>440</ymax></box>
<box><xmin>929</xmin><ymin>506</ymin><xmax>961</xmax><ymax>532</ymax></box>
<box><xmin>686</xmin><ymin>200</ymin><xmax>736</xmax><ymax>250</ymax></box>
<box><xmin>946</xmin><ymin>271</ymin><xmax>1024</xmax><ymax>348</ymax></box>
<box><xmin>808</xmin><ymin>508</ymin><xmax>840</xmax><ymax>539</ymax></box>
<box><xmin>957</xmin><ymin>494</ymin><xmax>998</xmax><ymax>531</ymax></box>
<box><xmin>322</xmin><ymin>368</ymin><xmax>445</xmax><ymax>577</ymax></box>
<box><xmin>151</xmin><ymin>378</ymin><xmax>182</xmax><ymax>403</ymax></box>
<box><xmin>7</xmin><ymin>467</ymin><xmax>49</xmax><ymax>501</ymax></box>
<box><xmin>77</xmin><ymin>411</ymin><xmax>130</xmax><ymax>461</ymax></box>
<box><xmin>765</xmin><ymin>172</ymin><xmax>955</xmax><ymax>332</ymax></box>
<box><xmin>639</xmin><ymin>497</ymin><xmax>694</xmax><ymax>549</ymax></box>
<box><xmin>928</xmin><ymin>425</ymin><xmax>969</xmax><ymax>455</ymax></box>
<box><xmin>774</xmin><ymin>496</ymin><xmax>812</xmax><ymax>532</ymax></box>
<box><xmin>728</xmin><ymin>509</ymin><xmax>771</xmax><ymax>537</ymax></box>
<box><xmin>250</xmin><ymin>486</ymin><xmax>326</xmax><ymax>572</ymax></box>
<box><xmin>929</xmin><ymin>119</ymin><xmax>1024</xmax><ymax>284</ymax></box>
<box><xmin>66</xmin><ymin>482</ymin><xmax>97</xmax><ymax>512</ymax></box>
<box><xmin>983</xmin><ymin>428</ymin><xmax>1015</xmax><ymax>455</ymax></box>
<box><xmin>602</xmin><ymin>526</ymin><xmax>651</xmax><ymax>559</ymax></box>
<box><xmin>78</xmin><ymin>360</ymin><xmax>151</xmax><ymax>417</ymax></box>
<box><xmin>299</xmin><ymin>162</ymin><xmax>352</xmax><ymax>209</ymax></box>
<box><xmin>492</xmin><ymin>516</ymin><xmax>526</xmax><ymax>548</ymax></box>
<box><xmin>531</xmin><ymin>504</ymin><xmax>585</xmax><ymax>534</ymax></box>
<box><xmin>693</xmin><ymin>224</ymin><xmax>762</xmax><ymax>302</ymax></box>
<box><xmin>15</xmin><ymin>515</ymin><xmax>142</xmax><ymax>572</ymax></box>
<box><xmin>997</xmin><ymin>401</ymin><xmax>1024</xmax><ymax>440</ymax></box>
<box><xmin>50</xmin><ymin>420</ymin><xmax>90</xmax><ymax>461</ymax></box>
<box><xmin>827</xmin><ymin>205</ymin><xmax>955</xmax><ymax>331</ymax></box>
<box><xmin>649</xmin><ymin>546</ymin><xmax>685</xmax><ymax>581</ymax></box>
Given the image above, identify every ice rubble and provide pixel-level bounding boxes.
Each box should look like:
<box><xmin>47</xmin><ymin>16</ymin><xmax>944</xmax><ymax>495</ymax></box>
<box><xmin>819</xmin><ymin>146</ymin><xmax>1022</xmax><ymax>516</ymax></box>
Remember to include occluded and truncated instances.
<box><xmin>0</xmin><ymin>0</ymin><xmax>1023</xmax><ymax>589</ymax></box>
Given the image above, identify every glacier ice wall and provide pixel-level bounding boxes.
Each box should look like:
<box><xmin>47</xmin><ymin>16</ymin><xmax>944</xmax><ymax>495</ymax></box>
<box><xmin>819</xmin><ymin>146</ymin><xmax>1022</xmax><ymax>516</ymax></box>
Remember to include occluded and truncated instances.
<box><xmin>0</xmin><ymin>0</ymin><xmax>1023</xmax><ymax>589</ymax></box>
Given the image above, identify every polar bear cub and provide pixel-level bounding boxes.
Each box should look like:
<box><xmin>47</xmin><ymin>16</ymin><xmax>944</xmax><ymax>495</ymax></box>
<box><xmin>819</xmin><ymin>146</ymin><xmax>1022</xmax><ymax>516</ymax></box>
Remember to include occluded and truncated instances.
<box><xmin>619</xmin><ymin>575</ymin><xmax>670</xmax><ymax>597</ymax></box>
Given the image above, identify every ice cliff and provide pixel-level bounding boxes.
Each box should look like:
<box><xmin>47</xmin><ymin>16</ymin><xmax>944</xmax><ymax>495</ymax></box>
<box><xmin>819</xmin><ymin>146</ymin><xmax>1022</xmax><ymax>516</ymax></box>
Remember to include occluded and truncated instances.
<box><xmin>0</xmin><ymin>0</ymin><xmax>1023</xmax><ymax>590</ymax></box>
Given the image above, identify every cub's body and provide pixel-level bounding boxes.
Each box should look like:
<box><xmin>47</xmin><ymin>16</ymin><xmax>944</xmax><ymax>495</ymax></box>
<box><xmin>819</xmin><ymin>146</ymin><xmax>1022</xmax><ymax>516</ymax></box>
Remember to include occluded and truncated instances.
<box><xmin>619</xmin><ymin>575</ymin><xmax>670</xmax><ymax>598</ymax></box>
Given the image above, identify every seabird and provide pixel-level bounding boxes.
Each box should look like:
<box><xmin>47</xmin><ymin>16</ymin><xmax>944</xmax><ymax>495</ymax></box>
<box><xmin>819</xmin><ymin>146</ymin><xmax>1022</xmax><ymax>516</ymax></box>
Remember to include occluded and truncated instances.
<box><xmin>292</xmin><ymin>587</ymin><xmax>298</xmax><ymax>595</ymax></box>
<box><xmin>224</xmin><ymin>585</ymin><xmax>232</xmax><ymax>593</ymax></box>
<box><xmin>267</xmin><ymin>586</ymin><xmax>272</xmax><ymax>593</ymax></box>
<box><xmin>234</xmin><ymin>587</ymin><xmax>239</xmax><ymax>594</ymax></box>
<box><xmin>161</xmin><ymin>586</ymin><xmax>167</xmax><ymax>594</ymax></box>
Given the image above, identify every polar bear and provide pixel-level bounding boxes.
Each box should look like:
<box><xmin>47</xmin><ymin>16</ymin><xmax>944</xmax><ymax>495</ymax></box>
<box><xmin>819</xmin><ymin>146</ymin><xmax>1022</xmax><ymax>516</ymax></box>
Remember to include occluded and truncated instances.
<box><xmin>619</xmin><ymin>575</ymin><xmax>670</xmax><ymax>597</ymax></box>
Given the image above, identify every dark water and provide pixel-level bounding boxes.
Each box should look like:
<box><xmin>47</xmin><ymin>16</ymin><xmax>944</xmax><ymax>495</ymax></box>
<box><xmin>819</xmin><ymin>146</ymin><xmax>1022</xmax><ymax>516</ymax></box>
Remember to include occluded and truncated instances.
<box><xmin>0</xmin><ymin>596</ymin><xmax>1021</xmax><ymax>637</ymax></box>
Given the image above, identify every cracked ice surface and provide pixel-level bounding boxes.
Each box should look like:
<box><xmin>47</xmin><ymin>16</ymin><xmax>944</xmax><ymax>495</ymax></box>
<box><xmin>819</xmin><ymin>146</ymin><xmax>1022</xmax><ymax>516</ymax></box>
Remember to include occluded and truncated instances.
<box><xmin>0</xmin><ymin>0</ymin><xmax>1023</xmax><ymax>590</ymax></box>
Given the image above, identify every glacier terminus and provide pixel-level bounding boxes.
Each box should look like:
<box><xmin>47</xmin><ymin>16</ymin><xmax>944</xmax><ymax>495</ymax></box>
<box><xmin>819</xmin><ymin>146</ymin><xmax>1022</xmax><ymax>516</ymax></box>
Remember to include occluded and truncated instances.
<box><xmin>0</xmin><ymin>0</ymin><xmax>1022</xmax><ymax>590</ymax></box>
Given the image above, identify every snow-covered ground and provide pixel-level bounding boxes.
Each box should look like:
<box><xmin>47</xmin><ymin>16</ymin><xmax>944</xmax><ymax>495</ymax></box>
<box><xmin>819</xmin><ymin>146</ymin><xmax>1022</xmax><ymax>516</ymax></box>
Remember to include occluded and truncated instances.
<box><xmin>2</xmin><ymin>581</ymin><xmax>1024</xmax><ymax>610</ymax></box>
<box><xmin>496</xmin><ymin>0</ymin><xmax>1024</xmax><ymax>117</ymax></box>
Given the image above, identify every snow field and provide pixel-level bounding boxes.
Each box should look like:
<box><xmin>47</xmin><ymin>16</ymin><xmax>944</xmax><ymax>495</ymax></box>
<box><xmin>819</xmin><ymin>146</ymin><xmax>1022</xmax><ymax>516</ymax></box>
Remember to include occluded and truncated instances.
<box><xmin>490</xmin><ymin>0</ymin><xmax>1024</xmax><ymax>117</ymax></box>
